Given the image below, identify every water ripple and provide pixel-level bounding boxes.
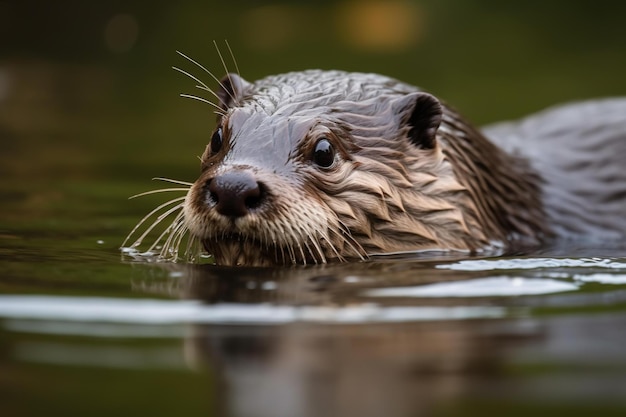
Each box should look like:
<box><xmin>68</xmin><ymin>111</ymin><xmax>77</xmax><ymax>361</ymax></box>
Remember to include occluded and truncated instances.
<box><xmin>437</xmin><ymin>257</ymin><xmax>626</xmax><ymax>271</ymax></box>
<box><xmin>0</xmin><ymin>295</ymin><xmax>507</xmax><ymax>325</ymax></box>
<box><xmin>366</xmin><ymin>276</ymin><xmax>578</xmax><ymax>298</ymax></box>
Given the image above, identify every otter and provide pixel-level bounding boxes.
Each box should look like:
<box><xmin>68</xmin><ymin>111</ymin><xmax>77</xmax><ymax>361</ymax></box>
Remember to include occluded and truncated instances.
<box><xmin>124</xmin><ymin>69</ymin><xmax>626</xmax><ymax>266</ymax></box>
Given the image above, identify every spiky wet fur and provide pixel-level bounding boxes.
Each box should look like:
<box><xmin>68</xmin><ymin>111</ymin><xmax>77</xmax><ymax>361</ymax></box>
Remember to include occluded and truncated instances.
<box><xmin>124</xmin><ymin>47</ymin><xmax>549</xmax><ymax>266</ymax></box>
<box><xmin>181</xmin><ymin>70</ymin><xmax>548</xmax><ymax>266</ymax></box>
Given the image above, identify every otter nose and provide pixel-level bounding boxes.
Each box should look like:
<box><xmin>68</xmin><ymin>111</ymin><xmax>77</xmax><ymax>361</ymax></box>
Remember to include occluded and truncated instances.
<box><xmin>208</xmin><ymin>171</ymin><xmax>263</xmax><ymax>217</ymax></box>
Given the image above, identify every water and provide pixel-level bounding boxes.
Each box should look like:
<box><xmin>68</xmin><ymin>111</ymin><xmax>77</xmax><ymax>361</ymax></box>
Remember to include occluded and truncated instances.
<box><xmin>3</xmin><ymin>232</ymin><xmax>626</xmax><ymax>417</ymax></box>
<box><xmin>4</xmin><ymin>2</ymin><xmax>626</xmax><ymax>416</ymax></box>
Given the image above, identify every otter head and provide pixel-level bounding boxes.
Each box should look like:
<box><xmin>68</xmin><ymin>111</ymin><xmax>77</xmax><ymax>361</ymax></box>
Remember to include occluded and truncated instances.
<box><xmin>183</xmin><ymin>70</ymin><xmax>495</xmax><ymax>266</ymax></box>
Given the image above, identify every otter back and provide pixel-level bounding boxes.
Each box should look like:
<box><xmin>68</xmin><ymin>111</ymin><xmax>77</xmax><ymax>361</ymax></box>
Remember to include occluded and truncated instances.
<box><xmin>485</xmin><ymin>98</ymin><xmax>626</xmax><ymax>240</ymax></box>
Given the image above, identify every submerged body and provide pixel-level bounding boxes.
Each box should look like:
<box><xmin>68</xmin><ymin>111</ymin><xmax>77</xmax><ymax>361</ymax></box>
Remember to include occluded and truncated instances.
<box><xmin>137</xmin><ymin>70</ymin><xmax>626</xmax><ymax>266</ymax></box>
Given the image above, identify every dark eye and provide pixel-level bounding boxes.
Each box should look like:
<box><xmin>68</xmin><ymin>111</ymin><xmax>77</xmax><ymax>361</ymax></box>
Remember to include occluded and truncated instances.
<box><xmin>210</xmin><ymin>127</ymin><xmax>223</xmax><ymax>154</ymax></box>
<box><xmin>312</xmin><ymin>138</ymin><xmax>335</xmax><ymax>168</ymax></box>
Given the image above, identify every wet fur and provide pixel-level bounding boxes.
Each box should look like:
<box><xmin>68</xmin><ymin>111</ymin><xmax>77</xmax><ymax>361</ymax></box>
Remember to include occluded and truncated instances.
<box><xmin>123</xmin><ymin>50</ymin><xmax>626</xmax><ymax>266</ymax></box>
<box><xmin>182</xmin><ymin>70</ymin><xmax>548</xmax><ymax>266</ymax></box>
<box><xmin>485</xmin><ymin>98</ymin><xmax>626</xmax><ymax>239</ymax></box>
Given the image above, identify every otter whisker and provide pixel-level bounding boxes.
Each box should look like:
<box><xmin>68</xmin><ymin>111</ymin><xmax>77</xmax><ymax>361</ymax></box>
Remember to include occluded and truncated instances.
<box><xmin>159</xmin><ymin>231</ymin><xmax>181</xmax><ymax>259</ymax></box>
<box><xmin>177</xmin><ymin>226</ymin><xmax>191</xmax><ymax>256</ymax></box>
<box><xmin>159</xmin><ymin>213</ymin><xmax>188</xmax><ymax>259</ymax></box>
<box><xmin>213</xmin><ymin>40</ymin><xmax>240</xmax><ymax>106</ymax></box>
<box><xmin>160</xmin><ymin>213</ymin><xmax>186</xmax><ymax>252</ymax></box>
<box><xmin>225</xmin><ymin>40</ymin><xmax>241</xmax><ymax>79</ymax></box>
<box><xmin>285</xmin><ymin>243</ymin><xmax>296</xmax><ymax>264</ymax></box>
<box><xmin>130</xmin><ymin>201</ymin><xmax>185</xmax><ymax>250</ymax></box>
<box><xmin>177</xmin><ymin>49</ymin><xmax>237</xmax><ymax>107</ymax></box>
<box><xmin>161</xmin><ymin>229</ymin><xmax>183</xmax><ymax>259</ymax></box>
<box><xmin>183</xmin><ymin>233</ymin><xmax>201</xmax><ymax>262</ymax></box>
<box><xmin>319</xmin><ymin>231</ymin><xmax>346</xmax><ymax>262</ymax></box>
<box><xmin>122</xmin><ymin>196</ymin><xmax>186</xmax><ymax>248</ymax></box>
<box><xmin>266</xmin><ymin>227</ymin><xmax>285</xmax><ymax>264</ymax></box>
<box><xmin>182</xmin><ymin>232</ymin><xmax>194</xmax><ymax>261</ymax></box>
<box><xmin>129</xmin><ymin>188</ymin><xmax>190</xmax><ymax>200</ymax></box>
<box><xmin>307</xmin><ymin>235</ymin><xmax>327</xmax><ymax>264</ymax></box>
<box><xmin>180</xmin><ymin>93</ymin><xmax>226</xmax><ymax>115</ymax></box>
<box><xmin>296</xmin><ymin>243</ymin><xmax>308</xmax><ymax>266</ymax></box>
<box><xmin>172</xmin><ymin>66</ymin><xmax>213</xmax><ymax>95</ymax></box>
<box><xmin>173</xmin><ymin>67</ymin><xmax>224</xmax><ymax>109</ymax></box>
<box><xmin>152</xmin><ymin>177</ymin><xmax>194</xmax><ymax>186</ymax></box>
<box><xmin>145</xmin><ymin>209</ymin><xmax>185</xmax><ymax>254</ymax></box>
<box><xmin>331</xmin><ymin>222</ymin><xmax>368</xmax><ymax>261</ymax></box>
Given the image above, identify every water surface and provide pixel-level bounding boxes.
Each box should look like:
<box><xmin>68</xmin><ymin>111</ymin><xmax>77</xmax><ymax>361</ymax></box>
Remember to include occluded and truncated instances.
<box><xmin>3</xmin><ymin>228</ymin><xmax>626</xmax><ymax>417</ymax></box>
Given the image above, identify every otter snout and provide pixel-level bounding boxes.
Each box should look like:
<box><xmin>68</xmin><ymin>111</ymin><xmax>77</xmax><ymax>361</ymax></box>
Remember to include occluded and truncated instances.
<box><xmin>206</xmin><ymin>171</ymin><xmax>264</xmax><ymax>218</ymax></box>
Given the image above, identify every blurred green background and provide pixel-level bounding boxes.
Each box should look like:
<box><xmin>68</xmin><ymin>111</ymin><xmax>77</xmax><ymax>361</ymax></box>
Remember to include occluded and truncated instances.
<box><xmin>2</xmin><ymin>0</ymin><xmax>626</xmax><ymax>188</ymax></box>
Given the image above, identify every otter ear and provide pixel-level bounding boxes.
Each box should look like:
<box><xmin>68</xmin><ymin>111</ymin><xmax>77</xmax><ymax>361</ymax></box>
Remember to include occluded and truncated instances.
<box><xmin>394</xmin><ymin>92</ymin><xmax>443</xmax><ymax>149</ymax></box>
<box><xmin>217</xmin><ymin>73</ymin><xmax>251</xmax><ymax>110</ymax></box>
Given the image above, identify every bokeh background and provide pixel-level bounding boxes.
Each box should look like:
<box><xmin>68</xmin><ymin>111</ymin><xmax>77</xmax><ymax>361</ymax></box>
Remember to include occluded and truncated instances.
<box><xmin>3</xmin><ymin>0</ymin><xmax>626</xmax><ymax>188</ymax></box>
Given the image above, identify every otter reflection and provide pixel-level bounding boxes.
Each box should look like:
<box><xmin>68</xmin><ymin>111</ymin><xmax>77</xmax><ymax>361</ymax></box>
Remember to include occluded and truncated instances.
<box><xmin>136</xmin><ymin>262</ymin><xmax>543</xmax><ymax>417</ymax></box>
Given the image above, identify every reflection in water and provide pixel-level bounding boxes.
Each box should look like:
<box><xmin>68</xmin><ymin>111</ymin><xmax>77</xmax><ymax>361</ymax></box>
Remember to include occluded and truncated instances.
<box><xmin>188</xmin><ymin>319</ymin><xmax>527</xmax><ymax>417</ymax></box>
<box><xmin>161</xmin><ymin>261</ymin><xmax>626</xmax><ymax>415</ymax></box>
<box><xmin>165</xmin><ymin>263</ymin><xmax>502</xmax><ymax>417</ymax></box>
<box><xmin>3</xmin><ymin>256</ymin><xmax>626</xmax><ymax>416</ymax></box>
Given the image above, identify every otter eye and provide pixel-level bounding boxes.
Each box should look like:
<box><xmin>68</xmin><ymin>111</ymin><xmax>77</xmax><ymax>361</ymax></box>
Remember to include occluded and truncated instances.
<box><xmin>210</xmin><ymin>127</ymin><xmax>223</xmax><ymax>154</ymax></box>
<box><xmin>312</xmin><ymin>138</ymin><xmax>335</xmax><ymax>168</ymax></box>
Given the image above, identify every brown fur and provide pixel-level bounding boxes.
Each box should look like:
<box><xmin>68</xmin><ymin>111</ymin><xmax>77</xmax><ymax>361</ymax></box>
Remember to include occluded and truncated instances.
<box><xmin>182</xmin><ymin>70</ymin><xmax>552</xmax><ymax>266</ymax></box>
